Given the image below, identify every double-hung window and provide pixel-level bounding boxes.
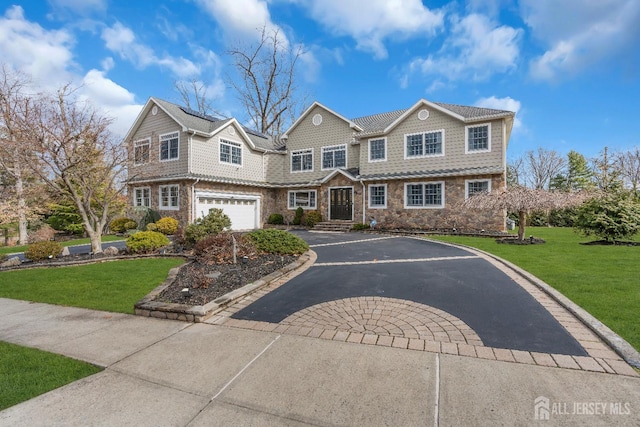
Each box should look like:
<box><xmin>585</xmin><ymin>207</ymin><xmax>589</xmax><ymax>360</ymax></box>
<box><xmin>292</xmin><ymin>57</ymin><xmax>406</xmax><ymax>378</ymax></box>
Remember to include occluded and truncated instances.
<box><xmin>465</xmin><ymin>124</ymin><xmax>490</xmax><ymax>153</ymax></box>
<box><xmin>369</xmin><ymin>138</ymin><xmax>386</xmax><ymax>162</ymax></box>
<box><xmin>291</xmin><ymin>149</ymin><xmax>313</xmax><ymax>172</ymax></box>
<box><xmin>466</xmin><ymin>179</ymin><xmax>491</xmax><ymax>198</ymax></box>
<box><xmin>405</xmin><ymin>130</ymin><xmax>444</xmax><ymax>158</ymax></box>
<box><xmin>160</xmin><ymin>132</ymin><xmax>179</xmax><ymax>161</ymax></box>
<box><xmin>404</xmin><ymin>182</ymin><xmax>444</xmax><ymax>208</ymax></box>
<box><xmin>220</xmin><ymin>139</ymin><xmax>242</xmax><ymax>165</ymax></box>
<box><xmin>159</xmin><ymin>185</ymin><xmax>179</xmax><ymax>210</ymax></box>
<box><xmin>288</xmin><ymin>190</ymin><xmax>317</xmax><ymax>209</ymax></box>
<box><xmin>134</xmin><ymin>139</ymin><xmax>150</xmax><ymax>165</ymax></box>
<box><xmin>368</xmin><ymin>184</ymin><xmax>387</xmax><ymax>208</ymax></box>
<box><xmin>134</xmin><ymin>187</ymin><xmax>150</xmax><ymax>207</ymax></box>
<box><xmin>321</xmin><ymin>144</ymin><xmax>347</xmax><ymax>170</ymax></box>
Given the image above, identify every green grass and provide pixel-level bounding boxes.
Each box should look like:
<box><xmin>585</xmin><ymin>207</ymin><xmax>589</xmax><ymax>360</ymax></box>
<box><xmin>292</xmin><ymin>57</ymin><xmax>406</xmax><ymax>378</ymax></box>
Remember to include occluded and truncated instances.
<box><xmin>0</xmin><ymin>258</ymin><xmax>184</xmax><ymax>313</ymax></box>
<box><xmin>429</xmin><ymin>227</ymin><xmax>640</xmax><ymax>352</ymax></box>
<box><xmin>0</xmin><ymin>341</ymin><xmax>102</xmax><ymax>411</ymax></box>
<box><xmin>0</xmin><ymin>235</ymin><xmax>123</xmax><ymax>255</ymax></box>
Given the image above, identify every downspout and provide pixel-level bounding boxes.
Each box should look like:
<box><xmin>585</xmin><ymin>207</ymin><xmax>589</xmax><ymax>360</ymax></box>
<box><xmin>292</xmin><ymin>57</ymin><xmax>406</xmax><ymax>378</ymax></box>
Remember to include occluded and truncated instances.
<box><xmin>360</xmin><ymin>179</ymin><xmax>366</xmax><ymax>224</ymax></box>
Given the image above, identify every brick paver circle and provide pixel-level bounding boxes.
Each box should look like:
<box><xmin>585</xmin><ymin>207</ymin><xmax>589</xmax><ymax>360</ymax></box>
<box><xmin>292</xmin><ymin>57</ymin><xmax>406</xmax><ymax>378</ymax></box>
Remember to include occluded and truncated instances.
<box><xmin>281</xmin><ymin>296</ymin><xmax>484</xmax><ymax>345</ymax></box>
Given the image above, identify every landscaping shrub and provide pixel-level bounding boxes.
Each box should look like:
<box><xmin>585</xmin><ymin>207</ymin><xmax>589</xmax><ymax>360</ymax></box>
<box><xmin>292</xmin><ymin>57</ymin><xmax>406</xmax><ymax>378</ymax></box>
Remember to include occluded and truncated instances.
<box><xmin>304</xmin><ymin>211</ymin><xmax>322</xmax><ymax>227</ymax></box>
<box><xmin>46</xmin><ymin>203</ymin><xmax>83</xmax><ymax>235</ymax></box>
<box><xmin>292</xmin><ymin>207</ymin><xmax>304</xmax><ymax>225</ymax></box>
<box><xmin>574</xmin><ymin>192</ymin><xmax>640</xmax><ymax>242</ymax></box>
<box><xmin>268</xmin><ymin>213</ymin><xmax>284</xmax><ymax>225</ymax></box>
<box><xmin>25</xmin><ymin>241</ymin><xmax>63</xmax><ymax>261</ymax></box>
<box><xmin>352</xmin><ymin>223</ymin><xmax>370</xmax><ymax>231</ymax></box>
<box><xmin>194</xmin><ymin>232</ymin><xmax>257</xmax><ymax>264</ymax></box>
<box><xmin>527</xmin><ymin>210</ymin><xmax>548</xmax><ymax>226</ymax></box>
<box><xmin>125</xmin><ymin>231</ymin><xmax>170</xmax><ymax>254</ymax></box>
<box><xmin>549</xmin><ymin>207</ymin><xmax>577</xmax><ymax>227</ymax></box>
<box><xmin>146</xmin><ymin>223</ymin><xmax>158</xmax><ymax>232</ymax></box>
<box><xmin>246</xmin><ymin>229</ymin><xmax>309</xmax><ymax>255</ymax></box>
<box><xmin>184</xmin><ymin>209</ymin><xmax>231</xmax><ymax>244</ymax></box>
<box><xmin>110</xmin><ymin>217</ymin><xmax>138</xmax><ymax>233</ymax></box>
<box><xmin>65</xmin><ymin>223</ymin><xmax>85</xmax><ymax>236</ymax></box>
<box><xmin>155</xmin><ymin>217</ymin><xmax>179</xmax><ymax>235</ymax></box>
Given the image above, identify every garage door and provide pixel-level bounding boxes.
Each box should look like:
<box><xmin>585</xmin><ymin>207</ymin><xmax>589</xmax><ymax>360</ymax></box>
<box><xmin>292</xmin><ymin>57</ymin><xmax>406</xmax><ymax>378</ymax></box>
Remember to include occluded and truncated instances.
<box><xmin>195</xmin><ymin>195</ymin><xmax>259</xmax><ymax>230</ymax></box>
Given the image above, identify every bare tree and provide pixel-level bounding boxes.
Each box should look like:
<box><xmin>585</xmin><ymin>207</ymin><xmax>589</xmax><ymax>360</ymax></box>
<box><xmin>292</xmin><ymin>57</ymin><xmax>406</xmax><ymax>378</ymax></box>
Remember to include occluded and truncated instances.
<box><xmin>226</xmin><ymin>26</ymin><xmax>307</xmax><ymax>138</ymax></box>
<box><xmin>507</xmin><ymin>156</ymin><xmax>524</xmax><ymax>186</ymax></box>
<box><xmin>462</xmin><ymin>185</ymin><xmax>593</xmax><ymax>241</ymax></box>
<box><xmin>0</xmin><ymin>65</ymin><xmax>39</xmax><ymax>244</ymax></box>
<box><xmin>26</xmin><ymin>85</ymin><xmax>127</xmax><ymax>254</ymax></box>
<box><xmin>615</xmin><ymin>147</ymin><xmax>640</xmax><ymax>195</ymax></box>
<box><xmin>591</xmin><ymin>146</ymin><xmax>623</xmax><ymax>193</ymax></box>
<box><xmin>174</xmin><ymin>78</ymin><xmax>223</xmax><ymax>117</ymax></box>
<box><xmin>525</xmin><ymin>147</ymin><xmax>566</xmax><ymax>189</ymax></box>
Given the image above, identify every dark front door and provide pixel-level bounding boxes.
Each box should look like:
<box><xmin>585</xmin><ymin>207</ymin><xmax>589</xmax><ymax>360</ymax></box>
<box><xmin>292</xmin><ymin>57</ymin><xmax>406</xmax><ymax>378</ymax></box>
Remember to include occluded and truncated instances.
<box><xmin>330</xmin><ymin>188</ymin><xmax>353</xmax><ymax>220</ymax></box>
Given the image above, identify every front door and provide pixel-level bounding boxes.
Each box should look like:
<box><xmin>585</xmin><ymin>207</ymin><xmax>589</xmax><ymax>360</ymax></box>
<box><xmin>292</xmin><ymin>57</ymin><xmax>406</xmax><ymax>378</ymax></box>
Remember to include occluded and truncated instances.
<box><xmin>330</xmin><ymin>188</ymin><xmax>353</xmax><ymax>220</ymax></box>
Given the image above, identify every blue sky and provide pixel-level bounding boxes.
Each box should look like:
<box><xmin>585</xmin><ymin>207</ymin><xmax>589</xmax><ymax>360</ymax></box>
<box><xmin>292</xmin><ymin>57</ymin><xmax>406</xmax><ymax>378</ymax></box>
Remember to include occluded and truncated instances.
<box><xmin>1</xmin><ymin>0</ymin><xmax>639</xmax><ymax>160</ymax></box>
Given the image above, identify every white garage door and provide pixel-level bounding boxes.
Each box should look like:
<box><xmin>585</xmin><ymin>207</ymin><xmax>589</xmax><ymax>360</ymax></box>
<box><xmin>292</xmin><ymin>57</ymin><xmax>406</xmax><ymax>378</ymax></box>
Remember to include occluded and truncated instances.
<box><xmin>195</xmin><ymin>195</ymin><xmax>259</xmax><ymax>230</ymax></box>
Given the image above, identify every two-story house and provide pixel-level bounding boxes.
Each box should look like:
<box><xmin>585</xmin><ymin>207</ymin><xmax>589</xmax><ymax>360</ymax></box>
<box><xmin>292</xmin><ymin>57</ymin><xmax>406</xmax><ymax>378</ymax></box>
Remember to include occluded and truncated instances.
<box><xmin>125</xmin><ymin>97</ymin><xmax>515</xmax><ymax>231</ymax></box>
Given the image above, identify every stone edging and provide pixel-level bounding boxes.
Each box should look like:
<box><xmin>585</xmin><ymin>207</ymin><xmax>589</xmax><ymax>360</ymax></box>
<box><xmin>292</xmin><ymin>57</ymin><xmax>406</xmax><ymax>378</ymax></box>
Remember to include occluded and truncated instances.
<box><xmin>0</xmin><ymin>253</ymin><xmax>186</xmax><ymax>271</ymax></box>
<box><xmin>425</xmin><ymin>237</ymin><xmax>640</xmax><ymax>369</ymax></box>
<box><xmin>134</xmin><ymin>250</ymin><xmax>315</xmax><ymax>323</ymax></box>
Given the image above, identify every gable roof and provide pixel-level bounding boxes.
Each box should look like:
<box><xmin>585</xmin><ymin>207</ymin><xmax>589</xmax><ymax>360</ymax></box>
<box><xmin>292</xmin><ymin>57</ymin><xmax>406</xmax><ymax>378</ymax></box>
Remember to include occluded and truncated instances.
<box><xmin>123</xmin><ymin>97</ymin><xmax>278</xmax><ymax>152</ymax></box>
<box><xmin>282</xmin><ymin>101</ymin><xmax>363</xmax><ymax>139</ymax></box>
<box><xmin>351</xmin><ymin>99</ymin><xmax>515</xmax><ymax>138</ymax></box>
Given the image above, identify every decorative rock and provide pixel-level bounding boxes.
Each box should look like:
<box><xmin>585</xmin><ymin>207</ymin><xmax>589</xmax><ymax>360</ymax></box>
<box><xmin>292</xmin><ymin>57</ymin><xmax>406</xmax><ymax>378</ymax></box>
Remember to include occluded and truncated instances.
<box><xmin>103</xmin><ymin>246</ymin><xmax>119</xmax><ymax>256</ymax></box>
<box><xmin>61</xmin><ymin>246</ymin><xmax>71</xmax><ymax>257</ymax></box>
<box><xmin>0</xmin><ymin>256</ymin><xmax>22</xmax><ymax>267</ymax></box>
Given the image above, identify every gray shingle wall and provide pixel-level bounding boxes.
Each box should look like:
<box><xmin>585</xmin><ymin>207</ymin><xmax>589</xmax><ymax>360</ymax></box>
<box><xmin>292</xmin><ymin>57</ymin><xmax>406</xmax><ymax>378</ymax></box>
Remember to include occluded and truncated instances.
<box><xmin>128</xmin><ymin>107</ymin><xmax>188</xmax><ymax>180</ymax></box>
<box><xmin>283</xmin><ymin>105</ymin><xmax>358</xmax><ymax>182</ymax></box>
<box><xmin>190</xmin><ymin>122</ymin><xmax>266</xmax><ymax>182</ymax></box>
<box><xmin>358</xmin><ymin>108</ymin><xmax>504</xmax><ymax>177</ymax></box>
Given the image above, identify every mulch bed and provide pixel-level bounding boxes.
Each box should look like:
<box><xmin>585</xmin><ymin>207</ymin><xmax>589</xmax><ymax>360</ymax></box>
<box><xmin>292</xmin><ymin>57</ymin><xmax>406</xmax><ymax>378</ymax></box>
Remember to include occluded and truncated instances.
<box><xmin>580</xmin><ymin>240</ymin><xmax>640</xmax><ymax>246</ymax></box>
<box><xmin>496</xmin><ymin>237</ymin><xmax>546</xmax><ymax>245</ymax></box>
<box><xmin>156</xmin><ymin>254</ymin><xmax>298</xmax><ymax>306</ymax></box>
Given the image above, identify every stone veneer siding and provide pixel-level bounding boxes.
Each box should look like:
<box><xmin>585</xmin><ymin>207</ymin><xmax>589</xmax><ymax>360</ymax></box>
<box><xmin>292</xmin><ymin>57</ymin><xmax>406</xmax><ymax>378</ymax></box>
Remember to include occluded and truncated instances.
<box><xmin>363</xmin><ymin>174</ymin><xmax>505</xmax><ymax>231</ymax></box>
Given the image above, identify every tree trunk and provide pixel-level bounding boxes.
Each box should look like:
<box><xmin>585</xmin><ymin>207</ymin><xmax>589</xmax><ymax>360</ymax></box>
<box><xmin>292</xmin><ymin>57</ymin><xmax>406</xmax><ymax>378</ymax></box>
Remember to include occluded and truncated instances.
<box><xmin>14</xmin><ymin>162</ymin><xmax>28</xmax><ymax>244</ymax></box>
<box><xmin>518</xmin><ymin>211</ymin><xmax>526</xmax><ymax>241</ymax></box>
<box><xmin>87</xmin><ymin>228</ymin><xmax>103</xmax><ymax>254</ymax></box>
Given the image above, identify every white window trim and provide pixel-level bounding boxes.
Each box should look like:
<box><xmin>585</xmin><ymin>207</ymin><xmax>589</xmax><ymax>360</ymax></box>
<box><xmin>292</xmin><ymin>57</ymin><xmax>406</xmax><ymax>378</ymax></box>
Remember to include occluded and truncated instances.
<box><xmin>159</xmin><ymin>184</ymin><xmax>180</xmax><ymax>211</ymax></box>
<box><xmin>159</xmin><ymin>131</ymin><xmax>180</xmax><ymax>162</ymax></box>
<box><xmin>465</xmin><ymin>179</ymin><xmax>492</xmax><ymax>199</ymax></box>
<box><xmin>133</xmin><ymin>138</ymin><xmax>151</xmax><ymax>166</ymax></box>
<box><xmin>368</xmin><ymin>137</ymin><xmax>387</xmax><ymax>163</ymax></box>
<box><xmin>403</xmin><ymin>181</ymin><xmax>445</xmax><ymax>209</ymax></box>
<box><xmin>219</xmin><ymin>138</ymin><xmax>243</xmax><ymax>167</ymax></box>
<box><xmin>404</xmin><ymin>130</ymin><xmax>445</xmax><ymax>160</ymax></box>
<box><xmin>287</xmin><ymin>189</ymin><xmax>317</xmax><ymax>210</ymax></box>
<box><xmin>321</xmin><ymin>144</ymin><xmax>348</xmax><ymax>171</ymax></box>
<box><xmin>465</xmin><ymin>123</ymin><xmax>492</xmax><ymax>154</ymax></box>
<box><xmin>368</xmin><ymin>184</ymin><xmax>387</xmax><ymax>209</ymax></box>
<box><xmin>290</xmin><ymin>148</ymin><xmax>314</xmax><ymax>173</ymax></box>
<box><xmin>133</xmin><ymin>186</ymin><xmax>151</xmax><ymax>207</ymax></box>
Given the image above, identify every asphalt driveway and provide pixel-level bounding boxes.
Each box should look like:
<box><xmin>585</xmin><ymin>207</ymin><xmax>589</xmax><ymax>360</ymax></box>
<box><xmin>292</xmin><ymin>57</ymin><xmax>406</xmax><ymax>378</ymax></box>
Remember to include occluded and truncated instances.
<box><xmin>233</xmin><ymin>231</ymin><xmax>587</xmax><ymax>356</ymax></box>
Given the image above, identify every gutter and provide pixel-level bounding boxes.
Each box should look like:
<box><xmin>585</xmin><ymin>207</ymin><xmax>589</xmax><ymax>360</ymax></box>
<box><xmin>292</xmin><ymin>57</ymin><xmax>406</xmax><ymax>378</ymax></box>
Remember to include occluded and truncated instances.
<box><xmin>360</xmin><ymin>179</ymin><xmax>366</xmax><ymax>224</ymax></box>
<box><xmin>191</xmin><ymin>178</ymin><xmax>200</xmax><ymax>223</ymax></box>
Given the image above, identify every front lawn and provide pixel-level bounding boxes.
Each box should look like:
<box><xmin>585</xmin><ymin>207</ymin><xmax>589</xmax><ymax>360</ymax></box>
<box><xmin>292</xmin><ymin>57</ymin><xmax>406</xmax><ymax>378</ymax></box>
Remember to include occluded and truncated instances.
<box><xmin>0</xmin><ymin>235</ymin><xmax>123</xmax><ymax>256</ymax></box>
<box><xmin>0</xmin><ymin>258</ymin><xmax>185</xmax><ymax>313</ymax></box>
<box><xmin>0</xmin><ymin>341</ymin><xmax>102</xmax><ymax>411</ymax></box>
<box><xmin>429</xmin><ymin>227</ymin><xmax>640</xmax><ymax>352</ymax></box>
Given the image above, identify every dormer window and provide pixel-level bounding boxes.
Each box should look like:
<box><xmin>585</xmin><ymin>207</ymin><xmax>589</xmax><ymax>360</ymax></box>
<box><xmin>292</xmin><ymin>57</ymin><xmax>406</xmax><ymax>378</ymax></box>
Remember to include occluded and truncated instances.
<box><xmin>220</xmin><ymin>139</ymin><xmax>242</xmax><ymax>165</ymax></box>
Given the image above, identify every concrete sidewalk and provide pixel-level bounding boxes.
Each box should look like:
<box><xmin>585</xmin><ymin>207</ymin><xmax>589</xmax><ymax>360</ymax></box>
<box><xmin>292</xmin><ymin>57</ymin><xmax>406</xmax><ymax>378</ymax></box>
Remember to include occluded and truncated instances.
<box><xmin>0</xmin><ymin>298</ymin><xmax>638</xmax><ymax>426</ymax></box>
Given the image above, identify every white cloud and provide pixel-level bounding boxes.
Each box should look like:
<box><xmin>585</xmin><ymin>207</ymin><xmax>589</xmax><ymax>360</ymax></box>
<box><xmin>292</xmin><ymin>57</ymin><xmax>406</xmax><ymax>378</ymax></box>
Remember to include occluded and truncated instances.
<box><xmin>194</xmin><ymin>0</ymin><xmax>285</xmax><ymax>44</ymax></box>
<box><xmin>522</xmin><ymin>0</ymin><xmax>640</xmax><ymax>80</ymax></box>
<box><xmin>101</xmin><ymin>22</ymin><xmax>200</xmax><ymax>78</ymax></box>
<box><xmin>406</xmin><ymin>13</ymin><xmax>522</xmax><ymax>83</ymax></box>
<box><xmin>80</xmin><ymin>69</ymin><xmax>142</xmax><ymax>137</ymax></box>
<box><xmin>0</xmin><ymin>5</ymin><xmax>75</xmax><ymax>89</ymax></box>
<box><xmin>475</xmin><ymin>95</ymin><xmax>522</xmax><ymax>130</ymax></box>
<box><xmin>295</xmin><ymin>0</ymin><xmax>443</xmax><ymax>59</ymax></box>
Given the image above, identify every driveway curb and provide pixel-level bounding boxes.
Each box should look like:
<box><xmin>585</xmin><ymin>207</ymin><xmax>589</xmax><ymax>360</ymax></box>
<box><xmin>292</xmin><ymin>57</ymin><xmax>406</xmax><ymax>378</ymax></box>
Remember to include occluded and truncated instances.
<box><xmin>426</xmin><ymin>238</ymin><xmax>640</xmax><ymax>369</ymax></box>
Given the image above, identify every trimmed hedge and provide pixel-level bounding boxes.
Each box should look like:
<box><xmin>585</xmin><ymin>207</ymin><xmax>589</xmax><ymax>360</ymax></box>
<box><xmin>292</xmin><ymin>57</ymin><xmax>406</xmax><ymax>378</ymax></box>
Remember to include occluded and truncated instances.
<box><xmin>125</xmin><ymin>231</ymin><xmax>170</xmax><ymax>254</ymax></box>
<box><xmin>246</xmin><ymin>229</ymin><xmax>308</xmax><ymax>255</ymax></box>
<box><xmin>268</xmin><ymin>213</ymin><xmax>284</xmax><ymax>225</ymax></box>
<box><xmin>25</xmin><ymin>241</ymin><xmax>63</xmax><ymax>261</ymax></box>
<box><xmin>304</xmin><ymin>211</ymin><xmax>322</xmax><ymax>227</ymax></box>
<box><xmin>110</xmin><ymin>217</ymin><xmax>138</xmax><ymax>233</ymax></box>
<box><xmin>155</xmin><ymin>217</ymin><xmax>179</xmax><ymax>235</ymax></box>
